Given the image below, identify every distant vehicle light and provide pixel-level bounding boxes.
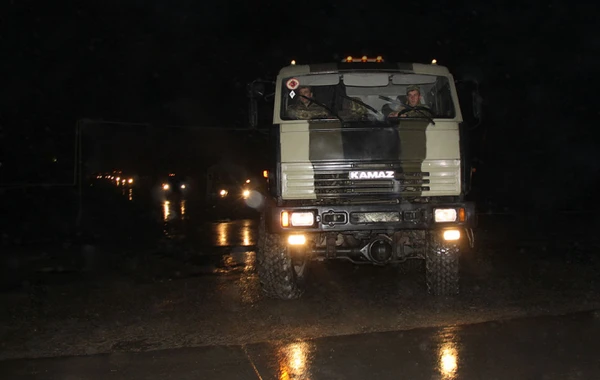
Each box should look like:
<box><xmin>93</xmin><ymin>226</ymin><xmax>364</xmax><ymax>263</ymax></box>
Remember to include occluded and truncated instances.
<box><xmin>116</xmin><ymin>177</ymin><xmax>120</xmax><ymax>182</ymax></box>
<box><xmin>128</xmin><ymin>178</ymin><xmax>133</xmax><ymax>184</ymax></box>
<box><xmin>180</xmin><ymin>184</ymin><xmax>186</xmax><ymax>189</ymax></box>
<box><xmin>361</xmin><ymin>55</ymin><xmax>367</xmax><ymax>62</ymax></box>
<box><xmin>291</xmin><ymin>60</ymin><xmax>296</xmax><ymax>65</ymax></box>
<box><xmin>432</xmin><ymin>59</ymin><xmax>438</xmax><ymax>64</ymax></box>
<box><xmin>246</xmin><ymin>179</ymin><xmax>251</xmax><ymax>184</ymax></box>
<box><xmin>346</xmin><ymin>56</ymin><xmax>353</xmax><ymax>62</ymax></box>
<box><xmin>242</xmin><ymin>189</ymin><xmax>250</xmax><ymax>199</ymax></box>
<box><xmin>163</xmin><ymin>184</ymin><xmax>170</xmax><ymax>190</ymax></box>
<box><xmin>219</xmin><ymin>189</ymin><xmax>228</xmax><ymax>197</ymax></box>
<box><xmin>263</xmin><ymin>170</ymin><xmax>268</xmax><ymax>178</ymax></box>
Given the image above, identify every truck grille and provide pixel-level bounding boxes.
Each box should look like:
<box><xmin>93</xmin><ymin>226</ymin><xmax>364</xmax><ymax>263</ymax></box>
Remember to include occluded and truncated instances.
<box><xmin>313</xmin><ymin>162</ymin><xmax>429</xmax><ymax>198</ymax></box>
<box><xmin>281</xmin><ymin>161</ymin><xmax>460</xmax><ymax>200</ymax></box>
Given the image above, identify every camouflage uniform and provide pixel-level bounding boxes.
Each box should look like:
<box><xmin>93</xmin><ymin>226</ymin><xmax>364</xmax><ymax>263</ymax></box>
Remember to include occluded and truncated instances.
<box><xmin>287</xmin><ymin>102</ymin><xmax>330</xmax><ymax>120</ymax></box>
<box><xmin>400</xmin><ymin>105</ymin><xmax>433</xmax><ymax>118</ymax></box>
<box><xmin>340</xmin><ymin>97</ymin><xmax>369</xmax><ymax>119</ymax></box>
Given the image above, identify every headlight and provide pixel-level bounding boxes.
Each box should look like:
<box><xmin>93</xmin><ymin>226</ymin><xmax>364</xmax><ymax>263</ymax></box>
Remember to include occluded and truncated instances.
<box><xmin>162</xmin><ymin>184</ymin><xmax>170</xmax><ymax>190</ymax></box>
<box><xmin>443</xmin><ymin>230</ymin><xmax>461</xmax><ymax>241</ymax></box>
<box><xmin>219</xmin><ymin>189</ymin><xmax>228</xmax><ymax>197</ymax></box>
<box><xmin>290</xmin><ymin>212</ymin><xmax>315</xmax><ymax>227</ymax></box>
<box><xmin>180</xmin><ymin>184</ymin><xmax>186</xmax><ymax>189</ymax></box>
<box><xmin>242</xmin><ymin>189</ymin><xmax>250</xmax><ymax>199</ymax></box>
<box><xmin>434</xmin><ymin>208</ymin><xmax>457</xmax><ymax>222</ymax></box>
<box><xmin>288</xmin><ymin>235</ymin><xmax>306</xmax><ymax>245</ymax></box>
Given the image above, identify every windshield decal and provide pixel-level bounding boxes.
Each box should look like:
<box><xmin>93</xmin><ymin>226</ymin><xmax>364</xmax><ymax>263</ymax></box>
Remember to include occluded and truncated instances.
<box><xmin>286</xmin><ymin>78</ymin><xmax>300</xmax><ymax>90</ymax></box>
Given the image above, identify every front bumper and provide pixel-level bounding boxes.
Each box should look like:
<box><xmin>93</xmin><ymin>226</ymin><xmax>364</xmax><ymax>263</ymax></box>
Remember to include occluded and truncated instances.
<box><xmin>266</xmin><ymin>201</ymin><xmax>476</xmax><ymax>234</ymax></box>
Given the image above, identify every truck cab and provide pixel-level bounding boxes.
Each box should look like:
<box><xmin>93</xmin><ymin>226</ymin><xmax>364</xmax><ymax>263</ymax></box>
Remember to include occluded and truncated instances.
<box><xmin>251</xmin><ymin>57</ymin><xmax>478</xmax><ymax>299</ymax></box>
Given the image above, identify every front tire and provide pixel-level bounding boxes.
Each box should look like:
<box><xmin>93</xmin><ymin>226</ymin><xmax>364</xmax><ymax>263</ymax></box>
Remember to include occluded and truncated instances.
<box><xmin>425</xmin><ymin>235</ymin><xmax>460</xmax><ymax>296</ymax></box>
<box><xmin>256</xmin><ymin>214</ymin><xmax>306</xmax><ymax>299</ymax></box>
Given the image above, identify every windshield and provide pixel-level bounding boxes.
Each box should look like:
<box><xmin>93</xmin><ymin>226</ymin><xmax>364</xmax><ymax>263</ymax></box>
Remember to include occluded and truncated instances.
<box><xmin>280</xmin><ymin>72</ymin><xmax>455</xmax><ymax>121</ymax></box>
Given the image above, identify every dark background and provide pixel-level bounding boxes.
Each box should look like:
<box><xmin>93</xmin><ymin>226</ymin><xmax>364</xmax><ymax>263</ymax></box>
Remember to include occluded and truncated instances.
<box><xmin>2</xmin><ymin>0</ymin><xmax>599</xmax><ymax>210</ymax></box>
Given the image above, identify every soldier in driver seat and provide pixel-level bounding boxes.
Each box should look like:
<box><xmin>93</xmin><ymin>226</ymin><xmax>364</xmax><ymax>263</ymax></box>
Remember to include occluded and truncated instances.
<box><xmin>287</xmin><ymin>86</ymin><xmax>330</xmax><ymax>119</ymax></box>
<box><xmin>386</xmin><ymin>85</ymin><xmax>433</xmax><ymax>118</ymax></box>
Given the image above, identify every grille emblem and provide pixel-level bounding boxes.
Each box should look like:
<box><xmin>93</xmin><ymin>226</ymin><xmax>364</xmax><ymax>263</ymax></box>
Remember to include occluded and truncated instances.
<box><xmin>349</xmin><ymin>171</ymin><xmax>394</xmax><ymax>180</ymax></box>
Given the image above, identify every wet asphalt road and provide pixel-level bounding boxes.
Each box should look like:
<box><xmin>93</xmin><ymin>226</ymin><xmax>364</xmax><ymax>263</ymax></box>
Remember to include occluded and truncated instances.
<box><xmin>2</xmin><ymin>309</ymin><xmax>600</xmax><ymax>379</ymax></box>
<box><xmin>2</xmin><ymin>185</ymin><xmax>600</xmax><ymax>377</ymax></box>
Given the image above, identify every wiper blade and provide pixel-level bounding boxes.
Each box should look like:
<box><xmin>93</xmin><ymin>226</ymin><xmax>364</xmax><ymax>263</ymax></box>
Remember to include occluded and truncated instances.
<box><xmin>299</xmin><ymin>95</ymin><xmax>344</xmax><ymax>122</ymax></box>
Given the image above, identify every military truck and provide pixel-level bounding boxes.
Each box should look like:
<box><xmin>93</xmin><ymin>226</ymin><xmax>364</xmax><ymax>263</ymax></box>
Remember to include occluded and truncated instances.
<box><xmin>248</xmin><ymin>57</ymin><xmax>480</xmax><ymax>299</ymax></box>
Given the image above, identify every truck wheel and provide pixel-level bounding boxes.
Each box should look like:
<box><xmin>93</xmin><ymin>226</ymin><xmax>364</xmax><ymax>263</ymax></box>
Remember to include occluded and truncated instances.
<box><xmin>425</xmin><ymin>235</ymin><xmax>459</xmax><ymax>296</ymax></box>
<box><xmin>256</xmin><ymin>214</ymin><xmax>306</xmax><ymax>299</ymax></box>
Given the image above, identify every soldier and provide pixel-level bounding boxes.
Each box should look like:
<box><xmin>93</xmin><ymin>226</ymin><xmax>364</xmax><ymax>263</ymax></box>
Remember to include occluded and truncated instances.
<box><xmin>336</xmin><ymin>96</ymin><xmax>370</xmax><ymax>120</ymax></box>
<box><xmin>388</xmin><ymin>84</ymin><xmax>433</xmax><ymax>118</ymax></box>
<box><xmin>287</xmin><ymin>86</ymin><xmax>330</xmax><ymax>119</ymax></box>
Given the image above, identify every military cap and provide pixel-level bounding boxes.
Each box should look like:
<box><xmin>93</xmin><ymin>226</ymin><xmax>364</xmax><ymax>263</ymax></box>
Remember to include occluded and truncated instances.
<box><xmin>406</xmin><ymin>84</ymin><xmax>421</xmax><ymax>94</ymax></box>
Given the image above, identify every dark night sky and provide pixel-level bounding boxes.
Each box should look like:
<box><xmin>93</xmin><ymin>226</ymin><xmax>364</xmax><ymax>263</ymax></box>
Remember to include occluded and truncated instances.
<box><xmin>2</xmin><ymin>0</ymin><xmax>600</xmax><ymax>202</ymax></box>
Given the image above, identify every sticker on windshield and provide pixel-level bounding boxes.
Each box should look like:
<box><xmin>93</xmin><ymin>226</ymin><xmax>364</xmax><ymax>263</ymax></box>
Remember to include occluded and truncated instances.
<box><xmin>286</xmin><ymin>78</ymin><xmax>300</xmax><ymax>90</ymax></box>
<box><xmin>289</xmin><ymin>90</ymin><xmax>295</xmax><ymax>99</ymax></box>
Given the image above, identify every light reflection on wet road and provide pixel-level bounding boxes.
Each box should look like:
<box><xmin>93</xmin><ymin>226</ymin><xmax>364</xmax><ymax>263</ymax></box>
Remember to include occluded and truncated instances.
<box><xmin>3</xmin><ymin>309</ymin><xmax>599</xmax><ymax>379</ymax></box>
<box><xmin>12</xmin><ymin>187</ymin><xmax>597</xmax><ymax>377</ymax></box>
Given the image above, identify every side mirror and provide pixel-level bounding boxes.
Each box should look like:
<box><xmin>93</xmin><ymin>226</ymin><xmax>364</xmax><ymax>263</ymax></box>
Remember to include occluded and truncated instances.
<box><xmin>456</xmin><ymin>79</ymin><xmax>483</xmax><ymax>130</ymax></box>
<box><xmin>247</xmin><ymin>81</ymin><xmax>266</xmax><ymax>98</ymax></box>
<box><xmin>247</xmin><ymin>79</ymin><xmax>275</xmax><ymax>129</ymax></box>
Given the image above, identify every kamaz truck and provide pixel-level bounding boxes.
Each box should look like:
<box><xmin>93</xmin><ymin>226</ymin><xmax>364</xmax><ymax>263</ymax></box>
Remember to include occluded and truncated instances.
<box><xmin>248</xmin><ymin>57</ymin><xmax>480</xmax><ymax>299</ymax></box>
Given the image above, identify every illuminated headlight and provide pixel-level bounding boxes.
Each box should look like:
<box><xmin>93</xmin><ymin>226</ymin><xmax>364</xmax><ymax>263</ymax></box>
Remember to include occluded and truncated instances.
<box><xmin>288</xmin><ymin>235</ymin><xmax>306</xmax><ymax>245</ymax></box>
<box><xmin>443</xmin><ymin>230</ymin><xmax>461</xmax><ymax>241</ymax></box>
<box><xmin>434</xmin><ymin>209</ymin><xmax>457</xmax><ymax>223</ymax></box>
<box><xmin>242</xmin><ymin>189</ymin><xmax>250</xmax><ymax>199</ymax></box>
<box><xmin>162</xmin><ymin>184</ymin><xmax>170</xmax><ymax>190</ymax></box>
<box><xmin>219</xmin><ymin>189</ymin><xmax>228</xmax><ymax>197</ymax></box>
<box><xmin>291</xmin><ymin>212</ymin><xmax>315</xmax><ymax>227</ymax></box>
<box><xmin>180</xmin><ymin>184</ymin><xmax>186</xmax><ymax>189</ymax></box>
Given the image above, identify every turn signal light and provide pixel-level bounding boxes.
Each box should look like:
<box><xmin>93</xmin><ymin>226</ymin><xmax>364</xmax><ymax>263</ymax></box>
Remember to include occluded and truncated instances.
<box><xmin>458</xmin><ymin>208</ymin><xmax>466</xmax><ymax>222</ymax></box>
<box><xmin>281</xmin><ymin>211</ymin><xmax>290</xmax><ymax>227</ymax></box>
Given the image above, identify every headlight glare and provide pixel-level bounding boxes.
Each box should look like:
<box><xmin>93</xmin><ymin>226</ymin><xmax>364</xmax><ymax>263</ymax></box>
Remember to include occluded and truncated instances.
<box><xmin>291</xmin><ymin>212</ymin><xmax>315</xmax><ymax>227</ymax></box>
<box><xmin>288</xmin><ymin>235</ymin><xmax>306</xmax><ymax>245</ymax></box>
<box><xmin>434</xmin><ymin>208</ymin><xmax>457</xmax><ymax>223</ymax></box>
<box><xmin>443</xmin><ymin>230</ymin><xmax>461</xmax><ymax>241</ymax></box>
